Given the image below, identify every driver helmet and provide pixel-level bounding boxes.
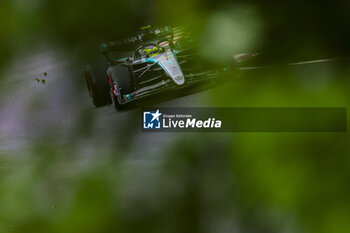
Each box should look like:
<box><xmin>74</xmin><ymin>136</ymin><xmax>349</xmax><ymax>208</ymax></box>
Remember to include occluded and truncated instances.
<box><xmin>144</xmin><ymin>45</ymin><xmax>159</xmax><ymax>57</ymax></box>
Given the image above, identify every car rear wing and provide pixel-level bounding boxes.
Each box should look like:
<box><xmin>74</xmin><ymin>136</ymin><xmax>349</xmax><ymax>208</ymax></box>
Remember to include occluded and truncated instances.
<box><xmin>100</xmin><ymin>36</ymin><xmax>140</xmax><ymax>54</ymax></box>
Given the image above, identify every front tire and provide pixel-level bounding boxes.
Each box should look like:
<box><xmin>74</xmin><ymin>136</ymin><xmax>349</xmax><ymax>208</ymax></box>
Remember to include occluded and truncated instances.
<box><xmin>110</xmin><ymin>85</ymin><xmax>124</xmax><ymax>111</ymax></box>
<box><xmin>108</xmin><ymin>65</ymin><xmax>134</xmax><ymax>110</ymax></box>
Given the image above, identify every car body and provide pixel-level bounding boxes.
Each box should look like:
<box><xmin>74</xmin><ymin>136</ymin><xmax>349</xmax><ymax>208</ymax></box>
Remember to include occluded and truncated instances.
<box><xmin>85</xmin><ymin>25</ymin><xmax>256</xmax><ymax>110</ymax></box>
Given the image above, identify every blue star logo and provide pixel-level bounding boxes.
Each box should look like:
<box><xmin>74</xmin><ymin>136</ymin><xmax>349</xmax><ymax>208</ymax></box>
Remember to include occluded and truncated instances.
<box><xmin>143</xmin><ymin>109</ymin><xmax>162</xmax><ymax>129</ymax></box>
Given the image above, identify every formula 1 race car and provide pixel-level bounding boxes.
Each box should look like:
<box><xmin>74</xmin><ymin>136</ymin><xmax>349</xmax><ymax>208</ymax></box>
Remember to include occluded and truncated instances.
<box><xmin>85</xmin><ymin>25</ymin><xmax>256</xmax><ymax>110</ymax></box>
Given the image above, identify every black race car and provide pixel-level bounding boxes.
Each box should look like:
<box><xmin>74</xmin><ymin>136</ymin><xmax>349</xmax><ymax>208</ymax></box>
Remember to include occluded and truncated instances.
<box><xmin>85</xmin><ymin>25</ymin><xmax>256</xmax><ymax>110</ymax></box>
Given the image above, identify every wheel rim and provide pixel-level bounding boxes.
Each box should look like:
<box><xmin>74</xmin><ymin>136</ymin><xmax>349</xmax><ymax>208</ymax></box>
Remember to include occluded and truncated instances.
<box><xmin>85</xmin><ymin>72</ymin><xmax>95</xmax><ymax>98</ymax></box>
<box><xmin>112</xmin><ymin>83</ymin><xmax>123</xmax><ymax>109</ymax></box>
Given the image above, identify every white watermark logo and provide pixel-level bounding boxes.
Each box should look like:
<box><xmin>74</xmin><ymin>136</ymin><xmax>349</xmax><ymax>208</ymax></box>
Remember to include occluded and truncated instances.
<box><xmin>143</xmin><ymin>109</ymin><xmax>221</xmax><ymax>130</ymax></box>
<box><xmin>143</xmin><ymin>109</ymin><xmax>162</xmax><ymax>129</ymax></box>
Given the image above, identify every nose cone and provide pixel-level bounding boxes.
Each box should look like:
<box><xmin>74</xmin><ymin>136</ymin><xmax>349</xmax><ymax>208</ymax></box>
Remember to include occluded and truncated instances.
<box><xmin>174</xmin><ymin>74</ymin><xmax>185</xmax><ymax>85</ymax></box>
<box><xmin>156</xmin><ymin>53</ymin><xmax>185</xmax><ymax>86</ymax></box>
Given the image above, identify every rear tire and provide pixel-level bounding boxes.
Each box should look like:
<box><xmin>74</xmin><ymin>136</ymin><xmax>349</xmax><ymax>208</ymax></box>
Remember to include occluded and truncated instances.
<box><xmin>85</xmin><ymin>64</ymin><xmax>111</xmax><ymax>107</ymax></box>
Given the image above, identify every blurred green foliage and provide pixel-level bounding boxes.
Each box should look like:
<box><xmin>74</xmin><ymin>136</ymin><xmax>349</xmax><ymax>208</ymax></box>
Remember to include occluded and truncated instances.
<box><xmin>1</xmin><ymin>0</ymin><xmax>350</xmax><ymax>233</ymax></box>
